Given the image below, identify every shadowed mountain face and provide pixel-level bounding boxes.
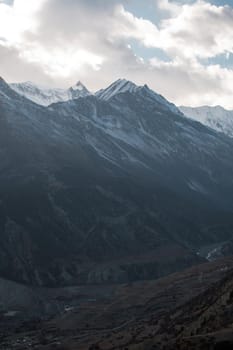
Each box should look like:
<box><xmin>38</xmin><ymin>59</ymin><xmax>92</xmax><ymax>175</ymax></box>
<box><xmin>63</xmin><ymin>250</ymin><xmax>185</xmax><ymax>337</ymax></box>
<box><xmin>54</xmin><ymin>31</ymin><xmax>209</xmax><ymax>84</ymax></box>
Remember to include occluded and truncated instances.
<box><xmin>0</xmin><ymin>77</ymin><xmax>233</xmax><ymax>286</ymax></box>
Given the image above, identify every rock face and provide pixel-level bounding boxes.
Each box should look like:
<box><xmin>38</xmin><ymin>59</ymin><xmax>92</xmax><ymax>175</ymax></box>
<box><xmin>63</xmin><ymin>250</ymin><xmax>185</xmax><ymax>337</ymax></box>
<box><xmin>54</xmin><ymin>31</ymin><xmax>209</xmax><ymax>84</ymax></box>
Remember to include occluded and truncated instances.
<box><xmin>0</xmin><ymin>77</ymin><xmax>233</xmax><ymax>286</ymax></box>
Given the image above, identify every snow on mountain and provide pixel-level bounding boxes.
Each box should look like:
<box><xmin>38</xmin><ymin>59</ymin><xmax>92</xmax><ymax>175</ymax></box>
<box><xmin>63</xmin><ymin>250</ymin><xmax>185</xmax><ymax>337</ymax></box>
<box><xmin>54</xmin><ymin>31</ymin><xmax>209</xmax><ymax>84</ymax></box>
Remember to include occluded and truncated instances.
<box><xmin>68</xmin><ymin>81</ymin><xmax>91</xmax><ymax>99</ymax></box>
<box><xmin>10</xmin><ymin>81</ymin><xmax>69</xmax><ymax>106</ymax></box>
<box><xmin>2</xmin><ymin>75</ymin><xmax>233</xmax><ymax>286</ymax></box>
<box><xmin>180</xmin><ymin>105</ymin><xmax>233</xmax><ymax>138</ymax></box>
<box><xmin>10</xmin><ymin>81</ymin><xmax>91</xmax><ymax>106</ymax></box>
<box><xmin>96</xmin><ymin>79</ymin><xmax>181</xmax><ymax>115</ymax></box>
<box><xmin>10</xmin><ymin>78</ymin><xmax>179</xmax><ymax>115</ymax></box>
<box><xmin>95</xmin><ymin>79</ymin><xmax>138</xmax><ymax>100</ymax></box>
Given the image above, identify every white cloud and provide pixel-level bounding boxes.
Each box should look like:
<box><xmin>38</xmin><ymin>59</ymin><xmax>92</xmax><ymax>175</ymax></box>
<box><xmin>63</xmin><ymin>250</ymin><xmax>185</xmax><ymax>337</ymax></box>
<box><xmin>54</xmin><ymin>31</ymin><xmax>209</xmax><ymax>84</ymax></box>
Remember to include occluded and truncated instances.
<box><xmin>112</xmin><ymin>5</ymin><xmax>160</xmax><ymax>47</ymax></box>
<box><xmin>157</xmin><ymin>0</ymin><xmax>181</xmax><ymax>14</ymax></box>
<box><xmin>0</xmin><ymin>0</ymin><xmax>105</xmax><ymax>78</ymax></box>
<box><xmin>159</xmin><ymin>1</ymin><xmax>233</xmax><ymax>60</ymax></box>
<box><xmin>0</xmin><ymin>0</ymin><xmax>46</xmax><ymax>45</ymax></box>
<box><xmin>149</xmin><ymin>57</ymin><xmax>233</xmax><ymax>108</ymax></box>
<box><xmin>20</xmin><ymin>45</ymin><xmax>104</xmax><ymax>77</ymax></box>
<box><xmin>1</xmin><ymin>0</ymin><xmax>233</xmax><ymax>108</ymax></box>
<box><xmin>119</xmin><ymin>1</ymin><xmax>233</xmax><ymax>60</ymax></box>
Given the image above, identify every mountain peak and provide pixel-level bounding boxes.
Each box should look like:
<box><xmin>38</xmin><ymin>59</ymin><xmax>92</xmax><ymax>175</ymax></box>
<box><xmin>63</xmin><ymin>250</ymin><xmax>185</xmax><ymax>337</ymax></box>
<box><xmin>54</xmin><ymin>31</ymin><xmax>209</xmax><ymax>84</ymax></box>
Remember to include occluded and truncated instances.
<box><xmin>114</xmin><ymin>78</ymin><xmax>138</xmax><ymax>91</ymax></box>
<box><xmin>180</xmin><ymin>105</ymin><xmax>233</xmax><ymax>138</ymax></box>
<box><xmin>95</xmin><ymin>78</ymin><xmax>138</xmax><ymax>101</ymax></box>
<box><xmin>69</xmin><ymin>81</ymin><xmax>90</xmax><ymax>99</ymax></box>
<box><xmin>0</xmin><ymin>76</ymin><xmax>8</xmax><ymax>86</ymax></box>
<box><xmin>71</xmin><ymin>81</ymin><xmax>88</xmax><ymax>92</ymax></box>
<box><xmin>95</xmin><ymin>79</ymin><xmax>180</xmax><ymax>114</ymax></box>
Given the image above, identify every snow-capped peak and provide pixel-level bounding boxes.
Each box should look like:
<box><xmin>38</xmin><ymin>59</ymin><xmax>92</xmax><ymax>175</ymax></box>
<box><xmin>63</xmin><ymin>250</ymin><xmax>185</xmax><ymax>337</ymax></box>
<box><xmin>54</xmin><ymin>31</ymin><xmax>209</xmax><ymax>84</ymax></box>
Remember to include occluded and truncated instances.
<box><xmin>10</xmin><ymin>80</ymin><xmax>91</xmax><ymax>106</ymax></box>
<box><xmin>95</xmin><ymin>79</ymin><xmax>181</xmax><ymax>115</ymax></box>
<box><xmin>0</xmin><ymin>76</ymin><xmax>14</xmax><ymax>99</ymax></box>
<box><xmin>71</xmin><ymin>81</ymin><xmax>87</xmax><ymax>91</ymax></box>
<box><xmin>10</xmin><ymin>81</ymin><xmax>71</xmax><ymax>106</ymax></box>
<box><xmin>180</xmin><ymin>105</ymin><xmax>233</xmax><ymax>138</ymax></box>
<box><xmin>8</xmin><ymin>77</ymin><xmax>179</xmax><ymax>115</ymax></box>
<box><xmin>69</xmin><ymin>81</ymin><xmax>90</xmax><ymax>99</ymax></box>
<box><xmin>95</xmin><ymin>79</ymin><xmax>138</xmax><ymax>101</ymax></box>
<box><xmin>0</xmin><ymin>76</ymin><xmax>10</xmax><ymax>88</ymax></box>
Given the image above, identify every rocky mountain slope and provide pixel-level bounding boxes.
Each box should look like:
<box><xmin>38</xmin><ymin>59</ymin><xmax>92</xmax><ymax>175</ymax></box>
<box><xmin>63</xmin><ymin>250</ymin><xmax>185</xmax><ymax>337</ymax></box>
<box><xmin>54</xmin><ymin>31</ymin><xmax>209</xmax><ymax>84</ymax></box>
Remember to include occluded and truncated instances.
<box><xmin>180</xmin><ymin>105</ymin><xmax>233</xmax><ymax>138</ymax></box>
<box><xmin>1</xmin><ymin>257</ymin><xmax>233</xmax><ymax>349</ymax></box>
<box><xmin>84</xmin><ymin>260</ymin><xmax>233</xmax><ymax>350</ymax></box>
<box><xmin>1</xmin><ymin>76</ymin><xmax>233</xmax><ymax>287</ymax></box>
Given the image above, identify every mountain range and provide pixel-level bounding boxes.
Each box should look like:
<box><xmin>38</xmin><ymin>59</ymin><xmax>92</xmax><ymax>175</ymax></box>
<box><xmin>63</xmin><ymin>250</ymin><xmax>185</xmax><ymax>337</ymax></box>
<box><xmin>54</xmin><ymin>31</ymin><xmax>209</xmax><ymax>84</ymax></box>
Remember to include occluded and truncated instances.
<box><xmin>12</xmin><ymin>80</ymin><xmax>233</xmax><ymax>139</ymax></box>
<box><xmin>1</xmin><ymin>76</ymin><xmax>233</xmax><ymax>288</ymax></box>
<box><xmin>11</xmin><ymin>79</ymin><xmax>233</xmax><ymax>139</ymax></box>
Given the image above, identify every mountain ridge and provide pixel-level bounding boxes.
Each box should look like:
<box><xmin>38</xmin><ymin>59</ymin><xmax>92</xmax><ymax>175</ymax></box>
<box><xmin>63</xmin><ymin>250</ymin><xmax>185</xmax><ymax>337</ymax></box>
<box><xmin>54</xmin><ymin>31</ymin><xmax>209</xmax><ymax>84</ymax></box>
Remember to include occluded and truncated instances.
<box><xmin>180</xmin><ymin>105</ymin><xmax>233</xmax><ymax>138</ymax></box>
<box><xmin>10</xmin><ymin>80</ymin><xmax>91</xmax><ymax>106</ymax></box>
<box><xmin>1</xmin><ymin>76</ymin><xmax>233</xmax><ymax>286</ymax></box>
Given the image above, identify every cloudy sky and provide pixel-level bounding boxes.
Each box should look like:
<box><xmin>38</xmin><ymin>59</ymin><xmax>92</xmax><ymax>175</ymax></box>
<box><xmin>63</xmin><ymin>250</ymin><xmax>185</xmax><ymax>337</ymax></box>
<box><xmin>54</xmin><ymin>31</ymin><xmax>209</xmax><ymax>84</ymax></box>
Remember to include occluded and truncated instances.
<box><xmin>0</xmin><ymin>0</ymin><xmax>233</xmax><ymax>108</ymax></box>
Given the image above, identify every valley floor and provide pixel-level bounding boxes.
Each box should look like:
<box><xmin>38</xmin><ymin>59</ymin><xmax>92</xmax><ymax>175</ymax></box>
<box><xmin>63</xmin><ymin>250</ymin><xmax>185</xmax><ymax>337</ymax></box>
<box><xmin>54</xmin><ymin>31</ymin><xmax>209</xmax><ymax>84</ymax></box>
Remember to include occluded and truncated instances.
<box><xmin>1</xmin><ymin>257</ymin><xmax>233</xmax><ymax>349</ymax></box>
